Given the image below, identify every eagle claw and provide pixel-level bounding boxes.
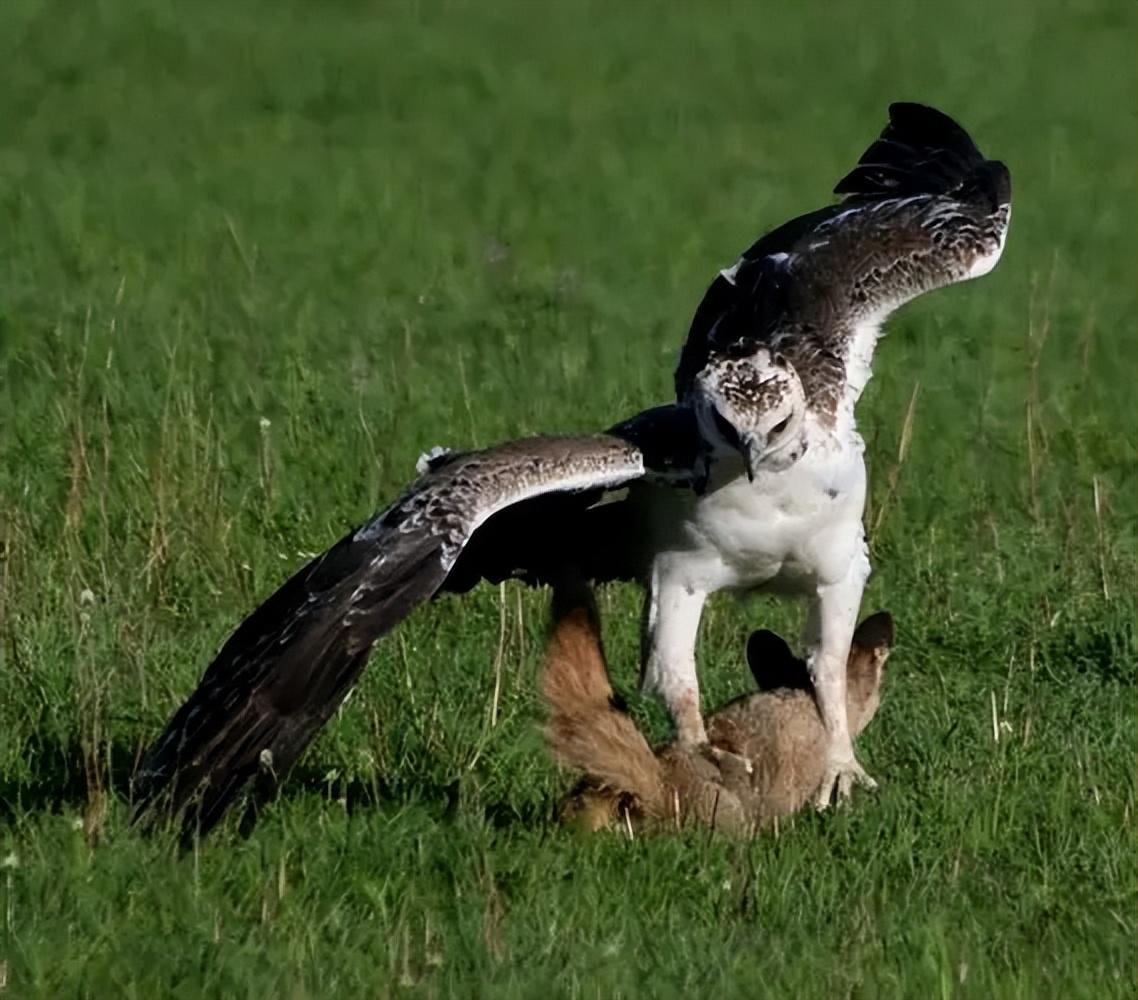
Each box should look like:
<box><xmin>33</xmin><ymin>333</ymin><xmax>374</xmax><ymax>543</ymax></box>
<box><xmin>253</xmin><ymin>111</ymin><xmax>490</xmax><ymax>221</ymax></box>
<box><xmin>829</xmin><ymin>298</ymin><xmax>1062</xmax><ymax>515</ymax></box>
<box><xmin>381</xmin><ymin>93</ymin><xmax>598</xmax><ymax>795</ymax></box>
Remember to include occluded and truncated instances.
<box><xmin>814</xmin><ymin>756</ymin><xmax>877</xmax><ymax>810</ymax></box>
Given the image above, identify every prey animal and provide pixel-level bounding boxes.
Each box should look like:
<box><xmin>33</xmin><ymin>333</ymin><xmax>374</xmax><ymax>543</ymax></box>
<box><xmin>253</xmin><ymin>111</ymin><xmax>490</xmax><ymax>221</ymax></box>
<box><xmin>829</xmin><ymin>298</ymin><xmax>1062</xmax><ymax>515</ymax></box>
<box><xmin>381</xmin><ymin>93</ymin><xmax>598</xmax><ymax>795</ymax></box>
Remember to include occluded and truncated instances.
<box><xmin>543</xmin><ymin>588</ymin><xmax>894</xmax><ymax>835</ymax></box>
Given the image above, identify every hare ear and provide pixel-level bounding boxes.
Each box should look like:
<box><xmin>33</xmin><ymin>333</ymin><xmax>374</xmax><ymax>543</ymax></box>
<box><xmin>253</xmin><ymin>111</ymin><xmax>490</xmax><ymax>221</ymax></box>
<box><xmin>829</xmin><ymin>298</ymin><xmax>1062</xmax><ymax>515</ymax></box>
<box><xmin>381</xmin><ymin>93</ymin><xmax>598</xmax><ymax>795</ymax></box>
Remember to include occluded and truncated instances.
<box><xmin>773</xmin><ymin>352</ymin><xmax>789</xmax><ymax>369</ymax></box>
<box><xmin>852</xmin><ymin>611</ymin><xmax>894</xmax><ymax>656</ymax></box>
<box><xmin>745</xmin><ymin>629</ymin><xmax>811</xmax><ymax>692</ymax></box>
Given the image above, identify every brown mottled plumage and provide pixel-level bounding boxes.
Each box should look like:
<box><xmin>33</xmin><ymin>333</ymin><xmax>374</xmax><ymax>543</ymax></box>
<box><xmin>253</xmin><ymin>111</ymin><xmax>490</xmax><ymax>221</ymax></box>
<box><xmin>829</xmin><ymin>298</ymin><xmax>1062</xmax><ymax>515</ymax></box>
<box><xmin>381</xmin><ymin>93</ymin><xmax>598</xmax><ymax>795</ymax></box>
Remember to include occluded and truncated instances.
<box><xmin>675</xmin><ymin>102</ymin><xmax>1011</xmax><ymax>423</ymax></box>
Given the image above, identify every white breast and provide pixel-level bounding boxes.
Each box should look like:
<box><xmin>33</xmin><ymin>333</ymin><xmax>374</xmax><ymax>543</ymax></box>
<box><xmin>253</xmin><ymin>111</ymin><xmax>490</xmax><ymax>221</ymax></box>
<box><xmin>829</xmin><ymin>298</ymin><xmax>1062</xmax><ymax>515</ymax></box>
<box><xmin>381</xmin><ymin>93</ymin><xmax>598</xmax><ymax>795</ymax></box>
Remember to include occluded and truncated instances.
<box><xmin>657</xmin><ymin>418</ymin><xmax>868</xmax><ymax>594</ymax></box>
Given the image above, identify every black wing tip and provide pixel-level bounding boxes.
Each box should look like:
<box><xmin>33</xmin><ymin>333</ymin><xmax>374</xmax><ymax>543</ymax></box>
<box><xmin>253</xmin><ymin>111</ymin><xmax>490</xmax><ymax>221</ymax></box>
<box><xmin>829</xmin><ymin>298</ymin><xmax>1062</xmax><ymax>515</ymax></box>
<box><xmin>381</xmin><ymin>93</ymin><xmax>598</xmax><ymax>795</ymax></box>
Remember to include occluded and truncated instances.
<box><xmin>962</xmin><ymin>158</ymin><xmax>1012</xmax><ymax>210</ymax></box>
<box><xmin>885</xmin><ymin>101</ymin><xmax>974</xmax><ymax>140</ymax></box>
<box><xmin>834</xmin><ymin>101</ymin><xmax>999</xmax><ymax>200</ymax></box>
<box><xmin>129</xmin><ymin>727</ymin><xmax>185</xmax><ymax>819</ymax></box>
<box><xmin>131</xmin><ymin>732</ymin><xmax>280</xmax><ymax>844</ymax></box>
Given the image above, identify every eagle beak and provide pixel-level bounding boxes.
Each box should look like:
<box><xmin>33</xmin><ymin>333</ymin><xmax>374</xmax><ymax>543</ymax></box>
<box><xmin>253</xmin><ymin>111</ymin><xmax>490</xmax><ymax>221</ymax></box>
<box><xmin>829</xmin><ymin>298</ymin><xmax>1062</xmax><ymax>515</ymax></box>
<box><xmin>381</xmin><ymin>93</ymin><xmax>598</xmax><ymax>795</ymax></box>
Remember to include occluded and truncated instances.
<box><xmin>738</xmin><ymin>435</ymin><xmax>762</xmax><ymax>483</ymax></box>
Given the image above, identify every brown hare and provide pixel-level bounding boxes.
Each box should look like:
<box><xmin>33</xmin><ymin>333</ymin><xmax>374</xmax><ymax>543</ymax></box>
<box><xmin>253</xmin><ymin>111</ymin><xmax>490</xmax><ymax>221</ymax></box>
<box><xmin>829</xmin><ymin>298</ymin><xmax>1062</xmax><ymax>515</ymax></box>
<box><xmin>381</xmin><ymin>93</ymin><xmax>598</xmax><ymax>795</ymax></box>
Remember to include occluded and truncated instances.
<box><xmin>542</xmin><ymin>591</ymin><xmax>893</xmax><ymax>835</ymax></box>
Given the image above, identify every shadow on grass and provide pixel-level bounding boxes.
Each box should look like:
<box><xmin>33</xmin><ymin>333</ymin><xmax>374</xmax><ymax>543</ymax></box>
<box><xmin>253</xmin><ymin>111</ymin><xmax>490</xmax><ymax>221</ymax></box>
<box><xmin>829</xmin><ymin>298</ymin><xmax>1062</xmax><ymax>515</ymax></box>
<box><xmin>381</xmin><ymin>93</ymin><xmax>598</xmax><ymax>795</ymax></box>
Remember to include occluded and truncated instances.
<box><xmin>3</xmin><ymin>614</ymin><xmax>1129</xmax><ymax>841</ymax></box>
<box><xmin>0</xmin><ymin>734</ymin><xmax>548</xmax><ymax>841</ymax></box>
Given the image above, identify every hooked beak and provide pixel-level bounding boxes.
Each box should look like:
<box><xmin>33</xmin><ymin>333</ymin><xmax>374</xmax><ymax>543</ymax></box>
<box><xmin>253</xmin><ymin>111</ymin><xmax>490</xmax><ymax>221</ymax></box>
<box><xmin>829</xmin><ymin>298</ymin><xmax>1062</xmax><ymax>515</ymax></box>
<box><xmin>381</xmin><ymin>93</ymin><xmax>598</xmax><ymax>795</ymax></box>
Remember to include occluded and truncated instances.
<box><xmin>738</xmin><ymin>434</ymin><xmax>763</xmax><ymax>483</ymax></box>
<box><xmin>710</xmin><ymin>410</ymin><xmax>763</xmax><ymax>482</ymax></box>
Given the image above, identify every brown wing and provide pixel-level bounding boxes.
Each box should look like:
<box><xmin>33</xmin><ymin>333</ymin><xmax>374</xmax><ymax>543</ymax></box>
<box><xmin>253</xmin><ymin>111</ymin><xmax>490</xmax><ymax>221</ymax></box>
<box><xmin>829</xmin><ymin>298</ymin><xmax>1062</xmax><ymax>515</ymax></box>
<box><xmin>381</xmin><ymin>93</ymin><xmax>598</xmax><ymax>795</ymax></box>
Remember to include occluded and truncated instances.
<box><xmin>133</xmin><ymin>433</ymin><xmax>659</xmax><ymax>841</ymax></box>
<box><xmin>675</xmin><ymin>102</ymin><xmax>1012</xmax><ymax>408</ymax></box>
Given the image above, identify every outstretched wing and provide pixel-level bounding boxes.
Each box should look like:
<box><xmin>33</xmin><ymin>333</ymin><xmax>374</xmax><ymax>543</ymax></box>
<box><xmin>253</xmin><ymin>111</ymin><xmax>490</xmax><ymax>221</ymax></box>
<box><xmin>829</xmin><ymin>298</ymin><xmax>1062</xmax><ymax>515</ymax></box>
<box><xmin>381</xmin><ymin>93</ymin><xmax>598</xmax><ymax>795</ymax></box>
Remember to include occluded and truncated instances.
<box><xmin>134</xmin><ymin>430</ymin><xmax>684</xmax><ymax>840</ymax></box>
<box><xmin>442</xmin><ymin>403</ymin><xmax>703</xmax><ymax>591</ymax></box>
<box><xmin>674</xmin><ymin>102</ymin><xmax>1012</xmax><ymax>408</ymax></box>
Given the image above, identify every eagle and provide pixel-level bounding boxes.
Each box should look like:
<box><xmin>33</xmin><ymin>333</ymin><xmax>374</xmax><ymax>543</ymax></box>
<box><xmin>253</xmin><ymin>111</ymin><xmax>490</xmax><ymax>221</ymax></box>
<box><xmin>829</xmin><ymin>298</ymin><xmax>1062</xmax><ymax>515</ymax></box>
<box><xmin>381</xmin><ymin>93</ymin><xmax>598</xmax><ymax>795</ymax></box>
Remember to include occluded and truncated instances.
<box><xmin>134</xmin><ymin>103</ymin><xmax>1010</xmax><ymax>839</ymax></box>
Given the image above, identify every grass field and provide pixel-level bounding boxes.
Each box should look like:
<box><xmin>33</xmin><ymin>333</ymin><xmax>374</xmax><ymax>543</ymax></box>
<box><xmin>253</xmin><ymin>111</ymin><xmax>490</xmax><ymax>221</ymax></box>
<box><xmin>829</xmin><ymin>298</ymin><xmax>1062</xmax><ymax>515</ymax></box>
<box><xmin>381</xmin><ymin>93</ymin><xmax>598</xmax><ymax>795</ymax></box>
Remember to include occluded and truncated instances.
<box><xmin>1</xmin><ymin>0</ymin><xmax>1135</xmax><ymax>996</ymax></box>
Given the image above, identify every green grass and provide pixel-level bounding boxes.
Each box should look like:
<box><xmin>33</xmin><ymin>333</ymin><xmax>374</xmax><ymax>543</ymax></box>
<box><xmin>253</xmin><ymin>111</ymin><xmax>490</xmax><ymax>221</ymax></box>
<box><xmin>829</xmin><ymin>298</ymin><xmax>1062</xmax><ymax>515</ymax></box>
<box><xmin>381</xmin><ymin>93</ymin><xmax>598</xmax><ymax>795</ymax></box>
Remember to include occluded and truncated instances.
<box><xmin>1</xmin><ymin>0</ymin><xmax>1135</xmax><ymax>996</ymax></box>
